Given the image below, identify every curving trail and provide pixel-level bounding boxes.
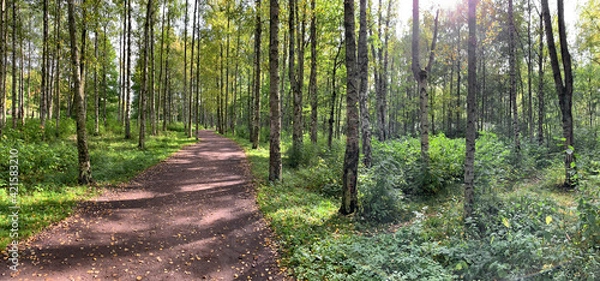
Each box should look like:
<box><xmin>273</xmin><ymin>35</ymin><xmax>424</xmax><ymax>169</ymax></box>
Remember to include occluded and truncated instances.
<box><xmin>6</xmin><ymin>130</ymin><xmax>284</xmax><ymax>281</ymax></box>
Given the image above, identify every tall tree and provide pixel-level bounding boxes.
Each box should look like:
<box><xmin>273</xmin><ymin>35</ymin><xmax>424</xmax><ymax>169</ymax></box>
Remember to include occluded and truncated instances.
<box><xmin>289</xmin><ymin>0</ymin><xmax>305</xmax><ymax>166</ymax></box>
<box><xmin>139</xmin><ymin>0</ymin><xmax>153</xmax><ymax>149</ymax></box>
<box><xmin>358</xmin><ymin>0</ymin><xmax>372</xmax><ymax>167</ymax></box>
<box><xmin>183</xmin><ymin>0</ymin><xmax>190</xmax><ymax>137</ymax></box>
<box><xmin>188</xmin><ymin>0</ymin><xmax>197</xmax><ymax>138</ymax></box>
<box><xmin>41</xmin><ymin>0</ymin><xmax>48</xmax><ymax>127</ymax></box>
<box><xmin>251</xmin><ymin>0</ymin><xmax>261</xmax><ymax>149</ymax></box>
<box><xmin>508</xmin><ymin>0</ymin><xmax>520</xmax><ymax>154</ymax></box>
<box><xmin>328</xmin><ymin>41</ymin><xmax>342</xmax><ymax>148</ymax></box>
<box><xmin>149</xmin><ymin>1</ymin><xmax>156</xmax><ymax>136</ymax></box>
<box><xmin>67</xmin><ymin>0</ymin><xmax>92</xmax><ymax>184</ymax></box>
<box><xmin>125</xmin><ymin>0</ymin><xmax>132</xmax><ymax>139</ymax></box>
<box><xmin>308</xmin><ymin>0</ymin><xmax>318</xmax><ymax>144</ymax></box>
<box><xmin>340</xmin><ymin>0</ymin><xmax>359</xmax><ymax>215</ymax></box>
<box><xmin>537</xmin><ymin>10</ymin><xmax>545</xmax><ymax>145</ymax></box>
<box><xmin>11</xmin><ymin>0</ymin><xmax>16</xmax><ymax>128</ymax></box>
<box><xmin>269</xmin><ymin>0</ymin><xmax>282</xmax><ymax>182</ymax></box>
<box><xmin>464</xmin><ymin>0</ymin><xmax>477</xmax><ymax>220</ymax></box>
<box><xmin>411</xmin><ymin>0</ymin><xmax>439</xmax><ymax>171</ymax></box>
<box><xmin>54</xmin><ymin>0</ymin><xmax>61</xmax><ymax>137</ymax></box>
<box><xmin>541</xmin><ymin>0</ymin><xmax>576</xmax><ymax>188</ymax></box>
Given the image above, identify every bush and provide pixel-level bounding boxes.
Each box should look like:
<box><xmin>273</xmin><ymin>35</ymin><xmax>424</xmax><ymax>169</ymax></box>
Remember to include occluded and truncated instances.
<box><xmin>291</xmin><ymin>228</ymin><xmax>457</xmax><ymax>280</ymax></box>
<box><xmin>371</xmin><ymin>134</ymin><xmax>464</xmax><ymax>196</ymax></box>
<box><xmin>358</xmin><ymin>156</ymin><xmax>406</xmax><ymax>223</ymax></box>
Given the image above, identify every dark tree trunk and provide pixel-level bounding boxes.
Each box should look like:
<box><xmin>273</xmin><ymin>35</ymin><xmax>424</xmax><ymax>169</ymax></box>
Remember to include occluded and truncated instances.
<box><xmin>41</xmin><ymin>0</ymin><xmax>48</xmax><ymax>127</ymax></box>
<box><xmin>328</xmin><ymin>43</ymin><xmax>341</xmax><ymax>149</ymax></box>
<box><xmin>139</xmin><ymin>0</ymin><xmax>153</xmax><ymax>149</ymax></box>
<box><xmin>509</xmin><ymin>0</ymin><xmax>521</xmax><ymax>154</ymax></box>
<box><xmin>340</xmin><ymin>0</ymin><xmax>359</xmax><ymax>215</ymax></box>
<box><xmin>67</xmin><ymin>0</ymin><xmax>92</xmax><ymax>184</ymax></box>
<box><xmin>252</xmin><ymin>0</ymin><xmax>261</xmax><ymax>149</ymax></box>
<box><xmin>189</xmin><ymin>0</ymin><xmax>197</xmax><ymax>138</ymax></box>
<box><xmin>150</xmin><ymin>3</ymin><xmax>156</xmax><ymax>136</ymax></box>
<box><xmin>538</xmin><ymin>10</ymin><xmax>545</xmax><ymax>146</ymax></box>
<box><xmin>358</xmin><ymin>0</ymin><xmax>372</xmax><ymax>167</ymax></box>
<box><xmin>289</xmin><ymin>0</ymin><xmax>305</xmax><ymax>166</ymax></box>
<box><xmin>11</xmin><ymin>0</ymin><xmax>16</xmax><ymax>129</ymax></box>
<box><xmin>94</xmin><ymin>31</ymin><xmax>99</xmax><ymax>135</ymax></box>
<box><xmin>269</xmin><ymin>0</ymin><xmax>282</xmax><ymax>182</ymax></box>
<box><xmin>541</xmin><ymin>0</ymin><xmax>575</xmax><ymax>188</ymax></box>
<box><xmin>183</xmin><ymin>0</ymin><xmax>189</xmax><ymax>136</ymax></box>
<box><xmin>309</xmin><ymin>0</ymin><xmax>318</xmax><ymax>144</ymax></box>
<box><xmin>55</xmin><ymin>0</ymin><xmax>61</xmax><ymax>137</ymax></box>
<box><xmin>464</xmin><ymin>0</ymin><xmax>477</xmax><ymax>220</ymax></box>
<box><xmin>125</xmin><ymin>0</ymin><xmax>132</xmax><ymax>139</ymax></box>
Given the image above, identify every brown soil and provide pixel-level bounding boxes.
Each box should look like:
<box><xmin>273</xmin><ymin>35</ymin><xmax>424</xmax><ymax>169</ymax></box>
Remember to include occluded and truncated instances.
<box><xmin>5</xmin><ymin>131</ymin><xmax>285</xmax><ymax>281</ymax></box>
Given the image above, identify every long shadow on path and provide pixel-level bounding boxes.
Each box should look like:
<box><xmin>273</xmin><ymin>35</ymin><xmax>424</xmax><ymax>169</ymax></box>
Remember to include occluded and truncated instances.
<box><xmin>4</xmin><ymin>130</ymin><xmax>284</xmax><ymax>281</ymax></box>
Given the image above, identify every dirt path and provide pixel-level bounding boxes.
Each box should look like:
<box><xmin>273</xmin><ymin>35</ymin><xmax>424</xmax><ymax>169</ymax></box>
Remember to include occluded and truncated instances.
<box><xmin>6</xmin><ymin>131</ymin><xmax>284</xmax><ymax>281</ymax></box>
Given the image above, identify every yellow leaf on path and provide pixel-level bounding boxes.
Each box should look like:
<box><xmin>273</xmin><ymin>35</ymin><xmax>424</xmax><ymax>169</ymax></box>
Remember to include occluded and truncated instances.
<box><xmin>546</xmin><ymin>215</ymin><xmax>553</xmax><ymax>225</ymax></box>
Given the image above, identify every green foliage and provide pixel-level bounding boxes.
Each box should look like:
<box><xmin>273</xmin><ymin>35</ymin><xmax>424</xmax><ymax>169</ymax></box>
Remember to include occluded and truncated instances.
<box><xmin>575</xmin><ymin>178</ymin><xmax>600</xmax><ymax>252</ymax></box>
<box><xmin>291</xmin><ymin>226</ymin><xmax>457</xmax><ymax>280</ymax></box>
<box><xmin>233</xmin><ymin>130</ymin><xmax>600</xmax><ymax>280</ymax></box>
<box><xmin>371</xmin><ymin>134</ymin><xmax>464</xmax><ymax>195</ymax></box>
<box><xmin>358</xmin><ymin>157</ymin><xmax>406</xmax><ymax>223</ymax></box>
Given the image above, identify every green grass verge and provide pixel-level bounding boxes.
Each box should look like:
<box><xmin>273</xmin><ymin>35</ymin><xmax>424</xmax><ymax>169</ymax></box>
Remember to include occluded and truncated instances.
<box><xmin>229</xmin><ymin>132</ymin><xmax>598</xmax><ymax>280</ymax></box>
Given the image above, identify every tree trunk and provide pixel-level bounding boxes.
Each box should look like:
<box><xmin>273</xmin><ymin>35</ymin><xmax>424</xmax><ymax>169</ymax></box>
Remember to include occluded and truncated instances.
<box><xmin>11</xmin><ymin>0</ymin><xmax>16</xmax><ymax>128</ymax></box>
<box><xmin>41</xmin><ymin>0</ymin><xmax>48</xmax><ymax>127</ymax></box>
<box><xmin>189</xmin><ymin>0</ymin><xmax>197</xmax><ymax>138</ymax></box>
<box><xmin>538</xmin><ymin>10</ymin><xmax>545</xmax><ymax>146</ymax></box>
<box><xmin>340</xmin><ymin>0</ymin><xmax>359</xmax><ymax>215</ymax></box>
<box><xmin>182</xmin><ymin>0</ymin><xmax>189</xmax><ymax>136</ymax></box>
<box><xmin>67</xmin><ymin>0</ymin><xmax>92</xmax><ymax>184</ymax></box>
<box><xmin>149</xmin><ymin>5</ymin><xmax>156</xmax><ymax>136</ymax></box>
<box><xmin>541</xmin><ymin>0</ymin><xmax>575</xmax><ymax>188</ymax></box>
<box><xmin>252</xmin><ymin>0</ymin><xmax>261</xmax><ymax>149</ymax></box>
<box><xmin>412</xmin><ymin>0</ymin><xmax>438</xmax><ymax>171</ymax></box>
<box><xmin>94</xmin><ymin>31</ymin><xmax>100</xmax><ymax>135</ymax></box>
<box><xmin>309</xmin><ymin>0</ymin><xmax>318</xmax><ymax>144</ymax></box>
<box><xmin>464</xmin><ymin>0</ymin><xmax>477</xmax><ymax>220</ymax></box>
<box><xmin>125</xmin><ymin>0</ymin><xmax>132</xmax><ymax>139</ymax></box>
<box><xmin>289</xmin><ymin>0</ymin><xmax>304</xmax><ymax>166</ymax></box>
<box><xmin>55</xmin><ymin>0</ymin><xmax>61</xmax><ymax>137</ymax></box>
<box><xmin>527</xmin><ymin>0</ymin><xmax>533</xmax><ymax>140</ymax></box>
<box><xmin>509</xmin><ymin>0</ymin><xmax>521</xmax><ymax>154</ymax></box>
<box><xmin>358</xmin><ymin>0</ymin><xmax>372</xmax><ymax>167</ymax></box>
<box><xmin>269</xmin><ymin>0</ymin><xmax>282</xmax><ymax>182</ymax></box>
<box><xmin>328</xmin><ymin>43</ymin><xmax>341</xmax><ymax>149</ymax></box>
<box><xmin>139</xmin><ymin>0</ymin><xmax>153</xmax><ymax>149</ymax></box>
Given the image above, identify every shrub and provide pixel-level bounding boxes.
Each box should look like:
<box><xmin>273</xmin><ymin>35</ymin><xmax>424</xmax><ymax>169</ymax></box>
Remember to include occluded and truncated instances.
<box><xmin>371</xmin><ymin>134</ymin><xmax>464</xmax><ymax>196</ymax></box>
<box><xmin>358</xmin><ymin>156</ymin><xmax>406</xmax><ymax>223</ymax></box>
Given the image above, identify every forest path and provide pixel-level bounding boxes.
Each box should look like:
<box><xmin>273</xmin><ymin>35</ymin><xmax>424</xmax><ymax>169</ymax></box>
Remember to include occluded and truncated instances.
<box><xmin>8</xmin><ymin>130</ymin><xmax>284</xmax><ymax>281</ymax></box>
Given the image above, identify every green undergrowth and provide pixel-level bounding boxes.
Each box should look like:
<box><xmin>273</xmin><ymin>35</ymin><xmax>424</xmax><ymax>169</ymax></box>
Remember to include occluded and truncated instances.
<box><xmin>230</xmin><ymin>132</ymin><xmax>600</xmax><ymax>280</ymax></box>
<box><xmin>0</xmin><ymin>119</ymin><xmax>197</xmax><ymax>250</ymax></box>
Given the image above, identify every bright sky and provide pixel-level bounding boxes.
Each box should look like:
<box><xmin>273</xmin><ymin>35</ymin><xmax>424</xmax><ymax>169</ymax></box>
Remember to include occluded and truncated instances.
<box><xmin>395</xmin><ymin>0</ymin><xmax>583</xmax><ymax>32</ymax></box>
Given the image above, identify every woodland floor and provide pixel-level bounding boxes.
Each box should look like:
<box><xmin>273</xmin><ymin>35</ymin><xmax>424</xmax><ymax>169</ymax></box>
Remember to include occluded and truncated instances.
<box><xmin>5</xmin><ymin>130</ymin><xmax>284</xmax><ymax>281</ymax></box>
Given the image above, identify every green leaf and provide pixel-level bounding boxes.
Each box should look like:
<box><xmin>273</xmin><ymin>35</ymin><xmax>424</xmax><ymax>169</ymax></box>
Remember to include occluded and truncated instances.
<box><xmin>502</xmin><ymin>217</ymin><xmax>510</xmax><ymax>228</ymax></box>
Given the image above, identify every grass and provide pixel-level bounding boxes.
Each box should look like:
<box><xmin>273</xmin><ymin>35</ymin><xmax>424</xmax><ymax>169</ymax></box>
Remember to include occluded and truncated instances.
<box><xmin>0</xmin><ymin>120</ymin><xmax>197</xmax><ymax>250</ymax></box>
